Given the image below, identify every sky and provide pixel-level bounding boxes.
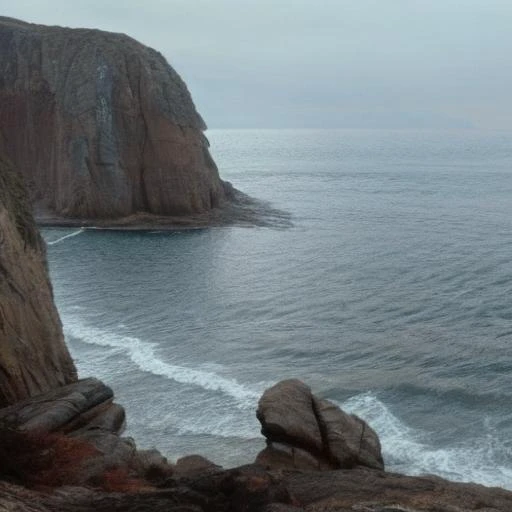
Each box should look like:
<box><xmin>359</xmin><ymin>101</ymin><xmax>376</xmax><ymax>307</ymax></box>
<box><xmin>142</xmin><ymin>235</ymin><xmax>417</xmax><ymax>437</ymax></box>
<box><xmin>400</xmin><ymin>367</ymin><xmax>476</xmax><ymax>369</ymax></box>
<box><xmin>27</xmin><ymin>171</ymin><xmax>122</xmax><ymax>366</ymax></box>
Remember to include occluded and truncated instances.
<box><xmin>1</xmin><ymin>0</ymin><xmax>511</xmax><ymax>129</ymax></box>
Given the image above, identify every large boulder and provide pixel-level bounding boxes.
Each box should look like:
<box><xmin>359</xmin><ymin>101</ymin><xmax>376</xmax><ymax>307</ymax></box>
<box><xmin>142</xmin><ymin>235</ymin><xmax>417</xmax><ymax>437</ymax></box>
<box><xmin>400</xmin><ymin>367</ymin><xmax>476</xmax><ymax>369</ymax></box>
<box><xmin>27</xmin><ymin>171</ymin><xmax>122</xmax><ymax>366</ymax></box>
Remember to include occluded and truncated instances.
<box><xmin>256</xmin><ymin>379</ymin><xmax>384</xmax><ymax>471</ymax></box>
<box><xmin>0</xmin><ymin>16</ymin><xmax>229</xmax><ymax>222</ymax></box>
<box><xmin>0</xmin><ymin>156</ymin><xmax>76</xmax><ymax>407</ymax></box>
<box><xmin>0</xmin><ymin>377</ymin><xmax>122</xmax><ymax>434</ymax></box>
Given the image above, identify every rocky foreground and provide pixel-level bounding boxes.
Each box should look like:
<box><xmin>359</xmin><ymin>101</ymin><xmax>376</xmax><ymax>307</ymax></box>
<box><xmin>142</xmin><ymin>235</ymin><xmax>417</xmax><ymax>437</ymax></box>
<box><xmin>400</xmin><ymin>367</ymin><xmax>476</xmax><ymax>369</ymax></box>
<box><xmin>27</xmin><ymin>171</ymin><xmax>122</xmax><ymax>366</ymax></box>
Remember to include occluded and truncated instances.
<box><xmin>2</xmin><ymin>377</ymin><xmax>512</xmax><ymax>511</ymax></box>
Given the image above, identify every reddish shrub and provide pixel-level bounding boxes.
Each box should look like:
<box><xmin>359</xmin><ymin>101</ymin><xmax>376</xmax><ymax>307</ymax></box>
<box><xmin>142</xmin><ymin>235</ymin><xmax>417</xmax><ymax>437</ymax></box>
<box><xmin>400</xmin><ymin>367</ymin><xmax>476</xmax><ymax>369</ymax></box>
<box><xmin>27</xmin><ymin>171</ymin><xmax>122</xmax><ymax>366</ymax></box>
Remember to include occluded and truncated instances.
<box><xmin>0</xmin><ymin>426</ymin><xmax>98</xmax><ymax>487</ymax></box>
<box><xmin>36</xmin><ymin>433</ymin><xmax>100</xmax><ymax>487</ymax></box>
<box><xmin>0</xmin><ymin>426</ymin><xmax>156</xmax><ymax>492</ymax></box>
<box><xmin>101</xmin><ymin>467</ymin><xmax>153</xmax><ymax>493</ymax></box>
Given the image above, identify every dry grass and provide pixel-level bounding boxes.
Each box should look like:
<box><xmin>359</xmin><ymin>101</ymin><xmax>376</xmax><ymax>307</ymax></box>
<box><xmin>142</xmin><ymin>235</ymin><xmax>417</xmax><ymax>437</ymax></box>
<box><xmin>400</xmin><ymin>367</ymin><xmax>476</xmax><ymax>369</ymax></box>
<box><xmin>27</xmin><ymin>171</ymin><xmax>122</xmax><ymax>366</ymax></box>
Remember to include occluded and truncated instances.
<box><xmin>0</xmin><ymin>426</ymin><xmax>151</xmax><ymax>492</ymax></box>
<box><xmin>0</xmin><ymin>426</ymin><xmax>97</xmax><ymax>487</ymax></box>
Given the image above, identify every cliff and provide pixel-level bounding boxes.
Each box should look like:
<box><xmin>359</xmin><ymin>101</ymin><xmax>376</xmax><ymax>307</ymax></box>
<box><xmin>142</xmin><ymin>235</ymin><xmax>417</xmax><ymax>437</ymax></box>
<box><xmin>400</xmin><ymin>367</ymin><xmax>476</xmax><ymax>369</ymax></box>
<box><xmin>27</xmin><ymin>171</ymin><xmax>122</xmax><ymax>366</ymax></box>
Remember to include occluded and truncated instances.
<box><xmin>0</xmin><ymin>17</ymin><xmax>230</xmax><ymax>223</ymax></box>
<box><xmin>0</xmin><ymin>50</ymin><xmax>510</xmax><ymax>508</ymax></box>
<box><xmin>0</xmin><ymin>156</ymin><xmax>76</xmax><ymax>406</ymax></box>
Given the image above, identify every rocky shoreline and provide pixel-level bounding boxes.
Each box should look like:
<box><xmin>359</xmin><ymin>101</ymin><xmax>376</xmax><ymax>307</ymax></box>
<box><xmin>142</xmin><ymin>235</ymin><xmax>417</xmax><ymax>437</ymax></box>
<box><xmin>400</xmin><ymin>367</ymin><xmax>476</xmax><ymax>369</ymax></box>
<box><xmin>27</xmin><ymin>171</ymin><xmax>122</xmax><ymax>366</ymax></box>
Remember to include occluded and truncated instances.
<box><xmin>1</xmin><ymin>15</ymin><xmax>511</xmax><ymax>512</ymax></box>
<box><xmin>2</xmin><ymin>377</ymin><xmax>512</xmax><ymax>511</ymax></box>
<box><xmin>34</xmin><ymin>189</ymin><xmax>293</xmax><ymax>231</ymax></box>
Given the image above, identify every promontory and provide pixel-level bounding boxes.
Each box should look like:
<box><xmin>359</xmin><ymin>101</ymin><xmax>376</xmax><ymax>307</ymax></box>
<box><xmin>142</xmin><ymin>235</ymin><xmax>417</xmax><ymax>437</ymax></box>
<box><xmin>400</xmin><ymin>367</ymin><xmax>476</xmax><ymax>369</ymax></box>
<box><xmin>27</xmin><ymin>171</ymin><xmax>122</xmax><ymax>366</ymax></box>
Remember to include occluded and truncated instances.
<box><xmin>0</xmin><ymin>16</ymin><xmax>239</xmax><ymax>227</ymax></box>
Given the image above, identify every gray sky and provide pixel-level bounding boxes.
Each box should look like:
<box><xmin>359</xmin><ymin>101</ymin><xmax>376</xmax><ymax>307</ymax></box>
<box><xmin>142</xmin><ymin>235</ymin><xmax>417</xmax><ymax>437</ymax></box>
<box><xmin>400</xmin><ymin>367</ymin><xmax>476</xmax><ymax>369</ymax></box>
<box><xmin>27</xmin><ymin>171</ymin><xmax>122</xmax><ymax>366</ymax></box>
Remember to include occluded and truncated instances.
<box><xmin>2</xmin><ymin>0</ymin><xmax>511</xmax><ymax>129</ymax></box>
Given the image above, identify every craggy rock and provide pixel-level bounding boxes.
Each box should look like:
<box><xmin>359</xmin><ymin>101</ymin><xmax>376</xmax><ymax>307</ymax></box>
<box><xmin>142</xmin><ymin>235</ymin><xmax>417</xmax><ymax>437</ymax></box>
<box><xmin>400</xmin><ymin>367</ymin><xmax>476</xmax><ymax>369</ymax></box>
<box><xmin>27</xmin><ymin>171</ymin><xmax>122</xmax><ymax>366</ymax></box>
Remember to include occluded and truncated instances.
<box><xmin>256</xmin><ymin>379</ymin><xmax>383</xmax><ymax>471</ymax></box>
<box><xmin>0</xmin><ymin>16</ymin><xmax>229</xmax><ymax>223</ymax></box>
<box><xmin>0</xmin><ymin>378</ymin><xmax>119</xmax><ymax>433</ymax></box>
<box><xmin>131</xmin><ymin>449</ymin><xmax>174</xmax><ymax>485</ymax></box>
<box><xmin>313</xmin><ymin>395</ymin><xmax>383</xmax><ymax>470</ymax></box>
<box><xmin>0</xmin><ymin>156</ymin><xmax>76</xmax><ymax>407</ymax></box>
<box><xmin>174</xmin><ymin>455</ymin><xmax>222</xmax><ymax>478</ymax></box>
<box><xmin>284</xmin><ymin>467</ymin><xmax>512</xmax><ymax>511</ymax></box>
<box><xmin>0</xmin><ymin>377</ymin><xmax>175</xmax><ymax>487</ymax></box>
<box><xmin>3</xmin><ymin>465</ymin><xmax>512</xmax><ymax>511</ymax></box>
<box><xmin>2</xmin><ymin>379</ymin><xmax>512</xmax><ymax>510</ymax></box>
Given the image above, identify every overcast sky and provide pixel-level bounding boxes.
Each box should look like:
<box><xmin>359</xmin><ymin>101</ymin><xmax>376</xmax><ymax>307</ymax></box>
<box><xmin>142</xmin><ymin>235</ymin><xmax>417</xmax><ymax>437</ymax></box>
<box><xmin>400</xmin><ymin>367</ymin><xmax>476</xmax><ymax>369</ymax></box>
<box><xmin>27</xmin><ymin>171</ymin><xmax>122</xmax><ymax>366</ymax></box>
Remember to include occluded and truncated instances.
<box><xmin>1</xmin><ymin>1</ymin><xmax>511</xmax><ymax>129</ymax></box>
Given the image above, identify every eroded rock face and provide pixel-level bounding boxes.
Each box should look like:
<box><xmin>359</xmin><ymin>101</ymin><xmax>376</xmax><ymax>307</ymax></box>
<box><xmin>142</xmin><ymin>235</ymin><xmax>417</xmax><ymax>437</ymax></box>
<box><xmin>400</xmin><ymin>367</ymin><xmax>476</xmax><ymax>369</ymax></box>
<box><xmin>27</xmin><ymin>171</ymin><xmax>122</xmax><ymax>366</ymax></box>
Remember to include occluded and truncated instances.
<box><xmin>0</xmin><ymin>156</ymin><xmax>77</xmax><ymax>407</ymax></box>
<box><xmin>256</xmin><ymin>379</ymin><xmax>384</xmax><ymax>471</ymax></box>
<box><xmin>0</xmin><ymin>16</ymin><xmax>228</xmax><ymax>221</ymax></box>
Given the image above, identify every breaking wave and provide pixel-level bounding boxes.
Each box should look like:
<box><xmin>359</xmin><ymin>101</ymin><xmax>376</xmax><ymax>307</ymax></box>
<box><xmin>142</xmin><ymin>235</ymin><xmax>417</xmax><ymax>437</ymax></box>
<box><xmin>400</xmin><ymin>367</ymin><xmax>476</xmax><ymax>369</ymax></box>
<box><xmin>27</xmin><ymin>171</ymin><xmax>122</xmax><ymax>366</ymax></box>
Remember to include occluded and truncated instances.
<box><xmin>342</xmin><ymin>392</ymin><xmax>512</xmax><ymax>490</ymax></box>
<box><xmin>63</xmin><ymin>317</ymin><xmax>259</xmax><ymax>408</ymax></box>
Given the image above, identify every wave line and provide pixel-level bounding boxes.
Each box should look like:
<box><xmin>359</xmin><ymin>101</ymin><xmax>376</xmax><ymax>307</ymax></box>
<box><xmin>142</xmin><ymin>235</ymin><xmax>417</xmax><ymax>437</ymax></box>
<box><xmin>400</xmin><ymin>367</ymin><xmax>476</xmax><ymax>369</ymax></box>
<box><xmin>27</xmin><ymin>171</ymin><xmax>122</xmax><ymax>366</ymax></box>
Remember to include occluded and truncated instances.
<box><xmin>47</xmin><ymin>228</ymin><xmax>85</xmax><ymax>246</ymax></box>
<box><xmin>340</xmin><ymin>392</ymin><xmax>512</xmax><ymax>489</ymax></box>
<box><xmin>63</xmin><ymin>318</ymin><xmax>259</xmax><ymax>408</ymax></box>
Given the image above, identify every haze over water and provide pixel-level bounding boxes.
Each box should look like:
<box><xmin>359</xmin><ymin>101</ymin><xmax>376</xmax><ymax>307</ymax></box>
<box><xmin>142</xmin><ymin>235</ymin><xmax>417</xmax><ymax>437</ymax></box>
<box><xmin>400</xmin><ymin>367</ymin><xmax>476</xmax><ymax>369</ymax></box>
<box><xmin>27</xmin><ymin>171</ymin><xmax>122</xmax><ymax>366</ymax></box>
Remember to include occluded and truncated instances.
<box><xmin>43</xmin><ymin>128</ymin><xmax>512</xmax><ymax>488</ymax></box>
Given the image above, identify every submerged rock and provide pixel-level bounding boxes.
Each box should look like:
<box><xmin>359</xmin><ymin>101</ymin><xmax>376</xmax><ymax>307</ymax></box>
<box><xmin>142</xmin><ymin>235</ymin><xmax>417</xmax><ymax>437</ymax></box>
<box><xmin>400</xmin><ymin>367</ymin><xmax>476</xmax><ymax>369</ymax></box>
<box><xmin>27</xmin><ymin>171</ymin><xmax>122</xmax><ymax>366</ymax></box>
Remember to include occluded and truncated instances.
<box><xmin>0</xmin><ymin>156</ymin><xmax>76</xmax><ymax>407</ymax></box>
<box><xmin>256</xmin><ymin>379</ymin><xmax>384</xmax><ymax>471</ymax></box>
<box><xmin>0</xmin><ymin>17</ymin><xmax>229</xmax><ymax>223</ymax></box>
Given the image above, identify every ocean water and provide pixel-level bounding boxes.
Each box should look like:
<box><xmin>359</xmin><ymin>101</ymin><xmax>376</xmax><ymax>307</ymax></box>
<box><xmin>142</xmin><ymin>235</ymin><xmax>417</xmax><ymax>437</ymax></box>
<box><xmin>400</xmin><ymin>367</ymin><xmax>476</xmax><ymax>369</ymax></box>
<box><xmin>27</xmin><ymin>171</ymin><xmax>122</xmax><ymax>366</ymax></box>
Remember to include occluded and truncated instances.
<box><xmin>42</xmin><ymin>129</ymin><xmax>512</xmax><ymax>489</ymax></box>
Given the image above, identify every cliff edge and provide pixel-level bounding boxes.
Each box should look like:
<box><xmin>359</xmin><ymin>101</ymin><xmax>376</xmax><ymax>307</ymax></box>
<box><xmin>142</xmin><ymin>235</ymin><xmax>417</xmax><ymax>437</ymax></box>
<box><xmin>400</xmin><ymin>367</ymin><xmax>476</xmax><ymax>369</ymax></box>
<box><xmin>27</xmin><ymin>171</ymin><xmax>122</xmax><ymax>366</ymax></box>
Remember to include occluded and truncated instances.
<box><xmin>0</xmin><ymin>156</ymin><xmax>76</xmax><ymax>407</ymax></box>
<box><xmin>0</xmin><ymin>17</ymin><xmax>231</xmax><ymax>224</ymax></box>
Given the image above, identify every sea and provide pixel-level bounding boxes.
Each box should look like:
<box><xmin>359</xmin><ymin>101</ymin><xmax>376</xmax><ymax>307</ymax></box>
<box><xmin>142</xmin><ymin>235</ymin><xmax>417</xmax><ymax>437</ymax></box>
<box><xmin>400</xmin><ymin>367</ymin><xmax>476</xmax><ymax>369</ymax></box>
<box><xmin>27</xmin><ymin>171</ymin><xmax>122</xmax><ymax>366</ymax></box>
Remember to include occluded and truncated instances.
<box><xmin>41</xmin><ymin>128</ymin><xmax>512</xmax><ymax>489</ymax></box>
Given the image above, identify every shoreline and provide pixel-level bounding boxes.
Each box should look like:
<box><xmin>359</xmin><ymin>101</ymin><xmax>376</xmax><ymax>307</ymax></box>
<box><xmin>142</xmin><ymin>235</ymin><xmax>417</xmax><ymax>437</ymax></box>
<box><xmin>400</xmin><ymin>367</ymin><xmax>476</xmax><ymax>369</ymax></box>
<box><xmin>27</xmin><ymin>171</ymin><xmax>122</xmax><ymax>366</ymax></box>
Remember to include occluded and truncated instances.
<box><xmin>37</xmin><ymin>216</ymin><xmax>219</xmax><ymax>232</ymax></box>
<box><xmin>35</xmin><ymin>196</ymin><xmax>293</xmax><ymax>231</ymax></box>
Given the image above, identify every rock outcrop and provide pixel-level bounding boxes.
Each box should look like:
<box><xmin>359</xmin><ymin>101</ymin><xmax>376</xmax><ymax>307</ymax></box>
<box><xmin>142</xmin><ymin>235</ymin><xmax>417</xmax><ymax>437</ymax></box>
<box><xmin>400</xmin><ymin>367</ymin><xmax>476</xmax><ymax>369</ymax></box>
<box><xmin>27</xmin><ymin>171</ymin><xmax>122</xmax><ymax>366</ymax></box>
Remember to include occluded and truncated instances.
<box><xmin>0</xmin><ymin>16</ymin><xmax>230</xmax><ymax>223</ymax></box>
<box><xmin>0</xmin><ymin>156</ymin><xmax>76</xmax><ymax>407</ymax></box>
<box><xmin>256</xmin><ymin>379</ymin><xmax>384</xmax><ymax>471</ymax></box>
<box><xmin>0</xmin><ymin>377</ymin><xmax>173</xmax><ymax>488</ymax></box>
<box><xmin>0</xmin><ymin>377</ymin><xmax>123</xmax><ymax>434</ymax></box>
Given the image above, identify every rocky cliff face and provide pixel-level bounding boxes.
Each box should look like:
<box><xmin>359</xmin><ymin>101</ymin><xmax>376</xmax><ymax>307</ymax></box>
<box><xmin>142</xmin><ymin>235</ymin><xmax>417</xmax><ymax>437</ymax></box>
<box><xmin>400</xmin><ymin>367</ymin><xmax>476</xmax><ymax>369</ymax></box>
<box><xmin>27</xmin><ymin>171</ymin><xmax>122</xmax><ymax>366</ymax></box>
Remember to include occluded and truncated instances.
<box><xmin>0</xmin><ymin>156</ymin><xmax>76</xmax><ymax>406</ymax></box>
<box><xmin>0</xmin><ymin>16</ymin><xmax>228</xmax><ymax>221</ymax></box>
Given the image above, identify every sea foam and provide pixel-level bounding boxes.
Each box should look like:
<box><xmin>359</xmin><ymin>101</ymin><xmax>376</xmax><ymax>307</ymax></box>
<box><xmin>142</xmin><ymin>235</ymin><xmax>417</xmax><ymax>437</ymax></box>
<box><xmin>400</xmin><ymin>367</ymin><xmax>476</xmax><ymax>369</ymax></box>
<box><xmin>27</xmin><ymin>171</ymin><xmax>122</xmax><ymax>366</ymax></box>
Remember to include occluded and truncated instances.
<box><xmin>63</xmin><ymin>317</ymin><xmax>259</xmax><ymax>408</ymax></box>
<box><xmin>46</xmin><ymin>228</ymin><xmax>85</xmax><ymax>245</ymax></box>
<box><xmin>342</xmin><ymin>392</ymin><xmax>512</xmax><ymax>490</ymax></box>
<box><xmin>63</xmin><ymin>314</ymin><xmax>512</xmax><ymax>486</ymax></box>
